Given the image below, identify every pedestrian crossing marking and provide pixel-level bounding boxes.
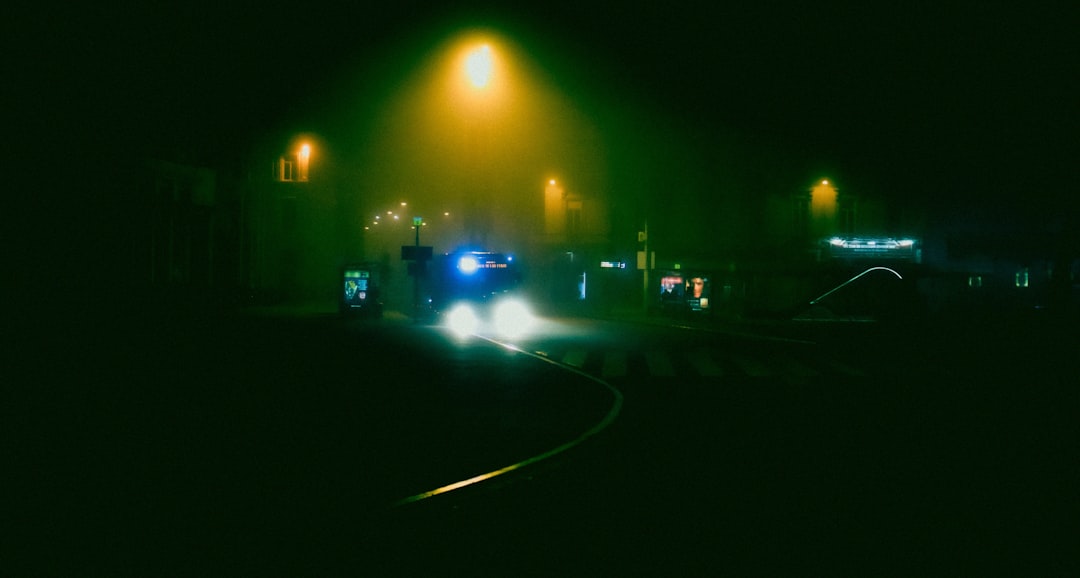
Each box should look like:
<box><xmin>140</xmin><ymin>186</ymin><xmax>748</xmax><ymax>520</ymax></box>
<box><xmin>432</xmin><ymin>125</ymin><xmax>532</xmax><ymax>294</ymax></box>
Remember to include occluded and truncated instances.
<box><xmin>644</xmin><ymin>351</ymin><xmax>677</xmax><ymax>377</ymax></box>
<box><xmin>827</xmin><ymin>360</ymin><xmax>868</xmax><ymax>377</ymax></box>
<box><xmin>562</xmin><ymin>349</ymin><xmax>588</xmax><ymax>368</ymax></box>
<box><xmin>601</xmin><ymin>350</ymin><xmax>628</xmax><ymax>378</ymax></box>
<box><xmin>728</xmin><ymin>353</ymin><xmax>777</xmax><ymax>377</ymax></box>
<box><xmin>686</xmin><ymin>347</ymin><xmax>724</xmax><ymax>376</ymax></box>
<box><xmin>550</xmin><ymin>346</ymin><xmax>870</xmax><ymax>380</ymax></box>
<box><xmin>772</xmin><ymin>357</ymin><xmax>820</xmax><ymax>377</ymax></box>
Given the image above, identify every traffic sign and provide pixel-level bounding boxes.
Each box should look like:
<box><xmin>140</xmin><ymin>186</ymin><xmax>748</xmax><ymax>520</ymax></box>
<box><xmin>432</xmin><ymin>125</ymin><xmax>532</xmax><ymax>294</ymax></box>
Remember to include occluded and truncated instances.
<box><xmin>636</xmin><ymin>251</ymin><xmax>654</xmax><ymax>270</ymax></box>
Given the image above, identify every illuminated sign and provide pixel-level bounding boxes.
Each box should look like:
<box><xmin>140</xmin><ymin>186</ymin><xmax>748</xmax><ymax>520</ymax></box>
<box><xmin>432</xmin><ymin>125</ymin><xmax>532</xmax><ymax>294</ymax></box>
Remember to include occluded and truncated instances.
<box><xmin>457</xmin><ymin>252</ymin><xmax>510</xmax><ymax>273</ymax></box>
<box><xmin>343</xmin><ymin>269</ymin><xmax>371</xmax><ymax>304</ymax></box>
<box><xmin>685</xmin><ymin>275</ymin><xmax>710</xmax><ymax>310</ymax></box>
<box><xmin>825</xmin><ymin>237</ymin><xmax>919</xmax><ymax>260</ymax></box>
<box><xmin>600</xmin><ymin>261</ymin><xmax>626</xmax><ymax>269</ymax></box>
<box><xmin>660</xmin><ymin>275</ymin><xmax>684</xmax><ymax>302</ymax></box>
<box><xmin>637</xmin><ymin>251</ymin><xmax>655</xmax><ymax>270</ymax></box>
<box><xmin>658</xmin><ymin>274</ymin><xmax>711</xmax><ymax>311</ymax></box>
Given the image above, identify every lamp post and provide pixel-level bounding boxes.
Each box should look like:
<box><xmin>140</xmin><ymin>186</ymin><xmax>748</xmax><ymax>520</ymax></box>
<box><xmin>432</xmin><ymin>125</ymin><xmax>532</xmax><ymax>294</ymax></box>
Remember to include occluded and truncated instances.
<box><xmin>641</xmin><ymin>220</ymin><xmax>650</xmax><ymax>313</ymax></box>
<box><xmin>412</xmin><ymin>216</ymin><xmax>423</xmax><ymax>320</ymax></box>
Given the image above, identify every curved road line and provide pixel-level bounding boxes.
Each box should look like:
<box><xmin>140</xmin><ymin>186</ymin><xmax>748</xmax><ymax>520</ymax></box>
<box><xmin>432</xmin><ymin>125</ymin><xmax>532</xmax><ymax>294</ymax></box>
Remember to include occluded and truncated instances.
<box><xmin>392</xmin><ymin>334</ymin><xmax>623</xmax><ymax>507</ymax></box>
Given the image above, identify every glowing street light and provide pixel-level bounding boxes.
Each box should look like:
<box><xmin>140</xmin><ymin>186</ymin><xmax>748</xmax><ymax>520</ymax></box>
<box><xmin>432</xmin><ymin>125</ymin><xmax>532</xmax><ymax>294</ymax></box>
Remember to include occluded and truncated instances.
<box><xmin>298</xmin><ymin>143</ymin><xmax>311</xmax><ymax>181</ymax></box>
<box><xmin>810</xmin><ymin>178</ymin><xmax>838</xmax><ymax>238</ymax></box>
<box><xmin>459</xmin><ymin>41</ymin><xmax>501</xmax><ymax>245</ymax></box>
<box><xmin>465</xmin><ymin>44</ymin><xmax>494</xmax><ymax>89</ymax></box>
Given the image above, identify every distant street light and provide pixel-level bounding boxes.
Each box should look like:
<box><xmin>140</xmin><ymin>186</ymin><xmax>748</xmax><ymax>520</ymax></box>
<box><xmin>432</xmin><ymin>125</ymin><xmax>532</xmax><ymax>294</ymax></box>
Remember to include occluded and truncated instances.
<box><xmin>298</xmin><ymin>143</ymin><xmax>311</xmax><ymax>181</ymax></box>
<box><xmin>811</xmin><ymin>178</ymin><xmax>838</xmax><ymax>239</ymax></box>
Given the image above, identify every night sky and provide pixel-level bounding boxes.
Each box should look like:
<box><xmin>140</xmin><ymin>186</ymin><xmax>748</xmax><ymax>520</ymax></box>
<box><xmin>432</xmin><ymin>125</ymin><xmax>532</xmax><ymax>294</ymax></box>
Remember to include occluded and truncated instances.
<box><xmin>19</xmin><ymin>1</ymin><xmax>1078</xmax><ymax>271</ymax></box>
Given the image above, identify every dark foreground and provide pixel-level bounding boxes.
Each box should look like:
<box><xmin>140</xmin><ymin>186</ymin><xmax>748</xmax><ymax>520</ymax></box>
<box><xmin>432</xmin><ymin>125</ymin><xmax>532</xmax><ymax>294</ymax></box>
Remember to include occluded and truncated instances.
<box><xmin>373</xmin><ymin>313</ymin><xmax>1079</xmax><ymax>576</ymax></box>
<box><xmin>6</xmin><ymin>304</ymin><xmax>1078</xmax><ymax>575</ymax></box>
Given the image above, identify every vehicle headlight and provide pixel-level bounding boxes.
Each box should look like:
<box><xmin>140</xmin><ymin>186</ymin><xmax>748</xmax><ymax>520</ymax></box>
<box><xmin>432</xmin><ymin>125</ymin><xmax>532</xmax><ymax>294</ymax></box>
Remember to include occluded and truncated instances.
<box><xmin>493</xmin><ymin>298</ymin><xmax>534</xmax><ymax>339</ymax></box>
<box><xmin>446</xmin><ymin>304</ymin><xmax>480</xmax><ymax>337</ymax></box>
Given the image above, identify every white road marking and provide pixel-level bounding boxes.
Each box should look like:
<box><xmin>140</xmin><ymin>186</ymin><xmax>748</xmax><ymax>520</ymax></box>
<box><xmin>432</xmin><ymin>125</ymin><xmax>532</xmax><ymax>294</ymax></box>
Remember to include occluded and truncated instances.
<box><xmin>686</xmin><ymin>347</ymin><xmax>724</xmax><ymax>376</ymax></box>
<box><xmin>645</xmin><ymin>350</ymin><xmax>677</xmax><ymax>377</ymax></box>
<box><xmin>601</xmin><ymin>350</ymin><xmax>628</xmax><ymax>378</ymax></box>
<box><xmin>562</xmin><ymin>349</ymin><xmax>588</xmax><ymax>368</ymax></box>
<box><xmin>828</xmin><ymin>360</ymin><xmax>869</xmax><ymax>377</ymax></box>
<box><xmin>728</xmin><ymin>353</ymin><xmax>777</xmax><ymax>377</ymax></box>
<box><xmin>772</xmin><ymin>357</ymin><xmax>820</xmax><ymax>377</ymax></box>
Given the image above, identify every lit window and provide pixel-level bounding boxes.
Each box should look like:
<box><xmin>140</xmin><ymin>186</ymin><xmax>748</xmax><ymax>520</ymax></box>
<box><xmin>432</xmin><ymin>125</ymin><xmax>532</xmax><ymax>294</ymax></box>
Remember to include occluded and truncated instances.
<box><xmin>277</xmin><ymin>156</ymin><xmax>295</xmax><ymax>182</ymax></box>
<box><xmin>968</xmin><ymin>275</ymin><xmax>982</xmax><ymax>288</ymax></box>
<box><xmin>1015</xmin><ymin>268</ymin><xmax>1029</xmax><ymax>288</ymax></box>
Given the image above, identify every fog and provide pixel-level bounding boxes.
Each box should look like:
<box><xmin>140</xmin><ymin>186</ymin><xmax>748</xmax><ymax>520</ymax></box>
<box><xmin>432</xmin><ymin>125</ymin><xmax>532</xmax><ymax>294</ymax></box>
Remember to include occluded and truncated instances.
<box><xmin>295</xmin><ymin>21</ymin><xmax>749</xmax><ymax>263</ymax></box>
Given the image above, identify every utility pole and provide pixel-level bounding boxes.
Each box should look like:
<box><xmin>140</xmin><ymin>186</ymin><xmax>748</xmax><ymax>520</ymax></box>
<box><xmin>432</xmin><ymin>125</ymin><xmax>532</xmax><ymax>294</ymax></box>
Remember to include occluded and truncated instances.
<box><xmin>413</xmin><ymin>216</ymin><xmax>421</xmax><ymax>321</ymax></box>
<box><xmin>641</xmin><ymin>220</ymin><xmax>650</xmax><ymax>313</ymax></box>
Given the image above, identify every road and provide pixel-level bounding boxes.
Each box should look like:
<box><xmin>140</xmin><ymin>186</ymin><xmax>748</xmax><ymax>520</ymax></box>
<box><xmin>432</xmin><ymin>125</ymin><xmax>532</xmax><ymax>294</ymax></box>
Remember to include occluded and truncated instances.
<box><xmin>7</xmin><ymin>305</ymin><xmax>1077</xmax><ymax>575</ymax></box>
<box><xmin>371</xmin><ymin>311</ymin><xmax>1078</xmax><ymax>575</ymax></box>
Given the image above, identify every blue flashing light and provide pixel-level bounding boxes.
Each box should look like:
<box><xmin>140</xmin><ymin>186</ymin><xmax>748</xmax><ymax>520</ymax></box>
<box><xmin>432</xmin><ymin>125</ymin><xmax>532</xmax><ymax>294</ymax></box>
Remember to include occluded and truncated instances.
<box><xmin>458</xmin><ymin>255</ymin><xmax>479</xmax><ymax>274</ymax></box>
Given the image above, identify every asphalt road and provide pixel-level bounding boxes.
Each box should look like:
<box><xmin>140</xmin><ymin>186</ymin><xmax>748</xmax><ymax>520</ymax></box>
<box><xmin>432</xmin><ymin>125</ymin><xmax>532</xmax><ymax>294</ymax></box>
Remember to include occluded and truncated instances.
<box><xmin>9</xmin><ymin>308</ymin><xmax>616</xmax><ymax>575</ymax></box>
<box><xmin>366</xmin><ymin>313</ymin><xmax>1077</xmax><ymax>575</ymax></box>
<box><xmin>7</xmin><ymin>306</ymin><xmax>1077</xmax><ymax>575</ymax></box>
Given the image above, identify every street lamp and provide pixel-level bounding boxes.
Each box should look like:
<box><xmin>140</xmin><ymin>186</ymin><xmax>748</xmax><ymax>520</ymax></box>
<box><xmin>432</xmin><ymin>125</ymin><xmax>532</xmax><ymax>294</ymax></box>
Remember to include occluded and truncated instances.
<box><xmin>298</xmin><ymin>143</ymin><xmax>311</xmax><ymax>181</ymax></box>
<box><xmin>544</xmin><ymin>178</ymin><xmax>565</xmax><ymax>237</ymax></box>
<box><xmin>461</xmin><ymin>42</ymin><xmax>499</xmax><ymax>246</ymax></box>
<box><xmin>465</xmin><ymin>44</ymin><xmax>494</xmax><ymax>89</ymax></box>
<box><xmin>811</xmin><ymin>178</ymin><xmax>838</xmax><ymax>239</ymax></box>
